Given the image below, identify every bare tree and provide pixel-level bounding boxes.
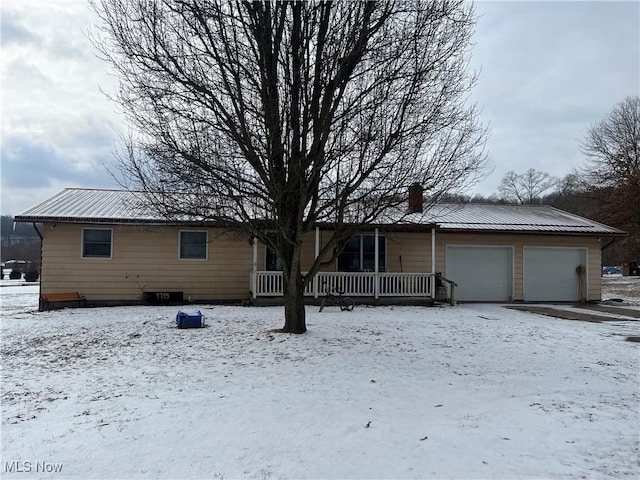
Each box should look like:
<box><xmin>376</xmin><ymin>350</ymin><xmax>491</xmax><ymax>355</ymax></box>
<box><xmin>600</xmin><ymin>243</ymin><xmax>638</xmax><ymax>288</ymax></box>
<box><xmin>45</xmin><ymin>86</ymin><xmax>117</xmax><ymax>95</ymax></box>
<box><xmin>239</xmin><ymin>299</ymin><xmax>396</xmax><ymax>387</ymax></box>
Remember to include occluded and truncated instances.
<box><xmin>580</xmin><ymin>96</ymin><xmax>640</xmax><ymax>187</ymax></box>
<box><xmin>497</xmin><ymin>169</ymin><xmax>558</xmax><ymax>204</ymax></box>
<box><xmin>579</xmin><ymin>96</ymin><xmax>640</xmax><ymax>264</ymax></box>
<box><xmin>91</xmin><ymin>0</ymin><xmax>487</xmax><ymax>333</ymax></box>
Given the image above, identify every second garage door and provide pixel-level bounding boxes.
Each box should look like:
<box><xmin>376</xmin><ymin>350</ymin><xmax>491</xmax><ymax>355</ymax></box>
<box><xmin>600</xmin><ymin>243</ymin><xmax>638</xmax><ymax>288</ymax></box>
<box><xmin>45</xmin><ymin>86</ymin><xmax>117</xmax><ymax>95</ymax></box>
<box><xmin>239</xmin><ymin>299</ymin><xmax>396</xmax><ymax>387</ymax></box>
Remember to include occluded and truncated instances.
<box><xmin>446</xmin><ymin>246</ymin><xmax>513</xmax><ymax>301</ymax></box>
<box><xmin>523</xmin><ymin>247</ymin><xmax>586</xmax><ymax>302</ymax></box>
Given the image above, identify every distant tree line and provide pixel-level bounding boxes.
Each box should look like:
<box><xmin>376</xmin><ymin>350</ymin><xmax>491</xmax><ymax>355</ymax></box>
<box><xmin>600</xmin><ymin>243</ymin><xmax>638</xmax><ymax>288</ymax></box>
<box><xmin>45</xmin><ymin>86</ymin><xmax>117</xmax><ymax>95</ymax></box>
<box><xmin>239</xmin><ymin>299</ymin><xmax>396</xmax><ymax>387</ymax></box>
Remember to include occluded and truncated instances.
<box><xmin>1</xmin><ymin>216</ymin><xmax>41</xmax><ymax>238</ymax></box>
<box><xmin>1</xmin><ymin>216</ymin><xmax>41</xmax><ymax>271</ymax></box>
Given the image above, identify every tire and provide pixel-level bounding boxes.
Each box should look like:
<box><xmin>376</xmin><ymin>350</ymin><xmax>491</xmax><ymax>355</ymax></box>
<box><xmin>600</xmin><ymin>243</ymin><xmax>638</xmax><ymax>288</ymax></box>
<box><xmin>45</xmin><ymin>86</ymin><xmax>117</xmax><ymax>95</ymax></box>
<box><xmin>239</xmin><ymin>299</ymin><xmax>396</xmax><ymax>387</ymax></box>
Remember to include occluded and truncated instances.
<box><xmin>340</xmin><ymin>297</ymin><xmax>355</xmax><ymax>311</ymax></box>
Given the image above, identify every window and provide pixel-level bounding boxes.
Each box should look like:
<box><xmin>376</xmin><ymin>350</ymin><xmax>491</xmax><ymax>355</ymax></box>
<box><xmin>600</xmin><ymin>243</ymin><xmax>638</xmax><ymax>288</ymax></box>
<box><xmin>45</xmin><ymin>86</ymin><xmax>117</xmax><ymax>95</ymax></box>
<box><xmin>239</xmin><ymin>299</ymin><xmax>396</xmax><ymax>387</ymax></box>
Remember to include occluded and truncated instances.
<box><xmin>180</xmin><ymin>231</ymin><xmax>207</xmax><ymax>259</ymax></box>
<box><xmin>338</xmin><ymin>234</ymin><xmax>385</xmax><ymax>272</ymax></box>
<box><xmin>82</xmin><ymin>228</ymin><xmax>112</xmax><ymax>258</ymax></box>
<box><xmin>265</xmin><ymin>246</ymin><xmax>282</xmax><ymax>271</ymax></box>
<box><xmin>264</xmin><ymin>232</ymin><xmax>282</xmax><ymax>271</ymax></box>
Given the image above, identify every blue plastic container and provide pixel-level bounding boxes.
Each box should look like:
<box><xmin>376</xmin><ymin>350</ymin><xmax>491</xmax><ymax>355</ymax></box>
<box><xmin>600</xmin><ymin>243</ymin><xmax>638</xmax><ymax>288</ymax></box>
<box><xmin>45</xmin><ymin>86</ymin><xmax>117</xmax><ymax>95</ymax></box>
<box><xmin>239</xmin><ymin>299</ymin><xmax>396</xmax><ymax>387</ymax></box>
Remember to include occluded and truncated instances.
<box><xmin>176</xmin><ymin>309</ymin><xmax>205</xmax><ymax>328</ymax></box>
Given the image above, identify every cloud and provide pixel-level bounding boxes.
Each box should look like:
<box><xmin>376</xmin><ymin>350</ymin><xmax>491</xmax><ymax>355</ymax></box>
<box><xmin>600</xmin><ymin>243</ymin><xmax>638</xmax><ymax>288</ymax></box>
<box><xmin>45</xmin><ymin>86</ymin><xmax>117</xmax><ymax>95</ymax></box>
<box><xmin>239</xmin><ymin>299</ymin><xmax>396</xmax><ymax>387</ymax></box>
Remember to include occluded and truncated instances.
<box><xmin>1</xmin><ymin>0</ymin><xmax>638</xmax><ymax>213</ymax></box>
<box><xmin>468</xmin><ymin>0</ymin><xmax>640</xmax><ymax>195</ymax></box>
<box><xmin>1</xmin><ymin>120</ymin><xmax>117</xmax><ymax>189</ymax></box>
<box><xmin>0</xmin><ymin>10</ymin><xmax>41</xmax><ymax>47</ymax></box>
<box><xmin>2</xmin><ymin>139</ymin><xmax>66</xmax><ymax>189</ymax></box>
<box><xmin>1</xmin><ymin>126</ymin><xmax>119</xmax><ymax>215</ymax></box>
<box><xmin>1</xmin><ymin>0</ymin><xmax>122</xmax><ymax>215</ymax></box>
<box><xmin>2</xmin><ymin>57</ymin><xmax>53</xmax><ymax>91</ymax></box>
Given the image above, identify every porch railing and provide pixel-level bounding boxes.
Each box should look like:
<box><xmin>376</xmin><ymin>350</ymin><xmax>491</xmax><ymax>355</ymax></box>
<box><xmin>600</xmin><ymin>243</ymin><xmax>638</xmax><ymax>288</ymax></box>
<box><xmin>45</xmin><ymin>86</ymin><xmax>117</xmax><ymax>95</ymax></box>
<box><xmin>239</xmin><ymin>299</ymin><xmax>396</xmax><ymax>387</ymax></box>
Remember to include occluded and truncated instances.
<box><xmin>251</xmin><ymin>271</ymin><xmax>435</xmax><ymax>299</ymax></box>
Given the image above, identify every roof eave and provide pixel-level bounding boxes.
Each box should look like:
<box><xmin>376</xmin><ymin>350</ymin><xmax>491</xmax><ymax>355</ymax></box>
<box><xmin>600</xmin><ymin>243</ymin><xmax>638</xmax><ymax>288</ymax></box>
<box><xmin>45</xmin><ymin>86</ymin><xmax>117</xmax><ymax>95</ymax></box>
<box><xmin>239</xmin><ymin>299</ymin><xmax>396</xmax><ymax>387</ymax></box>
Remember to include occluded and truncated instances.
<box><xmin>13</xmin><ymin>215</ymin><xmax>219</xmax><ymax>227</ymax></box>
<box><xmin>435</xmin><ymin>227</ymin><xmax>627</xmax><ymax>236</ymax></box>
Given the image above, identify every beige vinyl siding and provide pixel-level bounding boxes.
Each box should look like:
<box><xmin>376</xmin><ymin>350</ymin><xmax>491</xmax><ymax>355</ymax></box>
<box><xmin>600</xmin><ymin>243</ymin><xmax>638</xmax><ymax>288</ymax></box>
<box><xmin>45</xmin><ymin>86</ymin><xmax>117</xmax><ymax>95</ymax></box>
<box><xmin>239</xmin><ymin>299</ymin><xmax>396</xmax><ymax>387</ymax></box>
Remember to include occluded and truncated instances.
<box><xmin>586</xmin><ymin>243</ymin><xmax>602</xmax><ymax>300</ymax></box>
<box><xmin>41</xmin><ymin>224</ymin><xmax>252</xmax><ymax>302</ymax></box>
<box><xmin>434</xmin><ymin>232</ymin><xmax>602</xmax><ymax>301</ymax></box>
<box><xmin>40</xmin><ymin>223</ymin><xmax>604</xmax><ymax>303</ymax></box>
<box><xmin>300</xmin><ymin>231</ymin><xmax>321</xmax><ymax>270</ymax></box>
<box><xmin>385</xmin><ymin>232</ymin><xmax>432</xmax><ymax>273</ymax></box>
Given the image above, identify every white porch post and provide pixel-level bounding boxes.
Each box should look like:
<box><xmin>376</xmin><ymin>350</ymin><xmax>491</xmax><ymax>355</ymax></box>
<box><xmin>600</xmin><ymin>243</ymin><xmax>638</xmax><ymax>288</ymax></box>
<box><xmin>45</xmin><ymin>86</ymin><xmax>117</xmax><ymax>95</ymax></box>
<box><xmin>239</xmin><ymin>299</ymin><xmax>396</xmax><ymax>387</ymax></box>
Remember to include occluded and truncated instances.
<box><xmin>374</xmin><ymin>228</ymin><xmax>379</xmax><ymax>299</ymax></box>
<box><xmin>431</xmin><ymin>229</ymin><xmax>436</xmax><ymax>273</ymax></box>
<box><xmin>252</xmin><ymin>237</ymin><xmax>258</xmax><ymax>299</ymax></box>
<box><xmin>314</xmin><ymin>226</ymin><xmax>320</xmax><ymax>299</ymax></box>
<box><xmin>431</xmin><ymin>229</ymin><xmax>436</xmax><ymax>298</ymax></box>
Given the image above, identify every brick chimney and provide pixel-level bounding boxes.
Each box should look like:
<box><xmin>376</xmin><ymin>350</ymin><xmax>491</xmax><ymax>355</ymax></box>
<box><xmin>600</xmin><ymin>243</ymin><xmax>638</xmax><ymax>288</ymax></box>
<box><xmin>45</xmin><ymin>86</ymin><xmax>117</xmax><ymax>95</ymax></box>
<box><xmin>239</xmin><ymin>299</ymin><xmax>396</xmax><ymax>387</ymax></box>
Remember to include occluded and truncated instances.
<box><xmin>408</xmin><ymin>183</ymin><xmax>423</xmax><ymax>213</ymax></box>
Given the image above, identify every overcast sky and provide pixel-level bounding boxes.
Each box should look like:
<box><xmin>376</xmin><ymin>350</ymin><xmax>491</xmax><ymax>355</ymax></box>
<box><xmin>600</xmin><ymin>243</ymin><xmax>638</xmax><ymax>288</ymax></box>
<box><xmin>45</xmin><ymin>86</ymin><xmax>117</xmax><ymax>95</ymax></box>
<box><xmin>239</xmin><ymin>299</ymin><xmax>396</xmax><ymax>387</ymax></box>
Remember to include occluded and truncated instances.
<box><xmin>1</xmin><ymin>0</ymin><xmax>639</xmax><ymax>216</ymax></box>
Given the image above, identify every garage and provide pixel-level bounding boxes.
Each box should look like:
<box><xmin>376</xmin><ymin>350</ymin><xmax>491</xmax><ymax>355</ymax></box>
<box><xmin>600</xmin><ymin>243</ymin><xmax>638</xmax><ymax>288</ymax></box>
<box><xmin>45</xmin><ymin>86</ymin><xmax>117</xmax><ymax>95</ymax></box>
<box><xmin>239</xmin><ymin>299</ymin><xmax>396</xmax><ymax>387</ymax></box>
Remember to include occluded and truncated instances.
<box><xmin>446</xmin><ymin>245</ymin><xmax>513</xmax><ymax>301</ymax></box>
<box><xmin>523</xmin><ymin>247</ymin><xmax>586</xmax><ymax>302</ymax></box>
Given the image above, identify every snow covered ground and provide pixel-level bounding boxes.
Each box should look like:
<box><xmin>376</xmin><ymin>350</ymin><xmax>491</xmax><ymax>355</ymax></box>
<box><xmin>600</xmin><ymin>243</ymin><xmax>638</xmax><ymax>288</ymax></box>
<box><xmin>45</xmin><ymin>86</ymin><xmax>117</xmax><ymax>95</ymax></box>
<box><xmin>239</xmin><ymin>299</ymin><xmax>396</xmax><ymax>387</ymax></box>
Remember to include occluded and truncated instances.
<box><xmin>1</xmin><ymin>279</ymin><xmax>638</xmax><ymax>479</ymax></box>
<box><xmin>601</xmin><ymin>275</ymin><xmax>640</xmax><ymax>306</ymax></box>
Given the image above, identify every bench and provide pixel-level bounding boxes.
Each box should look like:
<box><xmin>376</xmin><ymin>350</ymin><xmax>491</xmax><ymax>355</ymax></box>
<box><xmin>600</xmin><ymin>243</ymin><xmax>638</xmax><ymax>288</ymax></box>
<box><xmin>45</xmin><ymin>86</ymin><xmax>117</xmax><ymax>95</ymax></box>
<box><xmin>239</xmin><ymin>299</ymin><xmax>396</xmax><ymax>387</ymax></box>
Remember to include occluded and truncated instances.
<box><xmin>41</xmin><ymin>292</ymin><xmax>86</xmax><ymax>310</ymax></box>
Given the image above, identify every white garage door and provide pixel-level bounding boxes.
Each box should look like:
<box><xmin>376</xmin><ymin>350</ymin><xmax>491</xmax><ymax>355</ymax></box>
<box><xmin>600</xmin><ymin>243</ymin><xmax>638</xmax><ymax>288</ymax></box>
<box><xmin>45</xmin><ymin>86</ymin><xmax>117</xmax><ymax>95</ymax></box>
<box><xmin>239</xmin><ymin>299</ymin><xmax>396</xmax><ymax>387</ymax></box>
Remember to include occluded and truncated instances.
<box><xmin>524</xmin><ymin>247</ymin><xmax>586</xmax><ymax>302</ymax></box>
<box><xmin>446</xmin><ymin>246</ymin><xmax>512</xmax><ymax>301</ymax></box>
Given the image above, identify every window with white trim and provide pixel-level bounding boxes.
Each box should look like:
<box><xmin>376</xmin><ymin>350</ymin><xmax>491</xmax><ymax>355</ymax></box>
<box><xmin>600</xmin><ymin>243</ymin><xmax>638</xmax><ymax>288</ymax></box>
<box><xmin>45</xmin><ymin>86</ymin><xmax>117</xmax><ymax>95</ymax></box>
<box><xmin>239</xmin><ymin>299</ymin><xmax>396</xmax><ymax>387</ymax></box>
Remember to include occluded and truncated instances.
<box><xmin>179</xmin><ymin>231</ymin><xmax>208</xmax><ymax>259</ymax></box>
<box><xmin>338</xmin><ymin>234</ymin><xmax>385</xmax><ymax>272</ymax></box>
<box><xmin>82</xmin><ymin>228</ymin><xmax>113</xmax><ymax>258</ymax></box>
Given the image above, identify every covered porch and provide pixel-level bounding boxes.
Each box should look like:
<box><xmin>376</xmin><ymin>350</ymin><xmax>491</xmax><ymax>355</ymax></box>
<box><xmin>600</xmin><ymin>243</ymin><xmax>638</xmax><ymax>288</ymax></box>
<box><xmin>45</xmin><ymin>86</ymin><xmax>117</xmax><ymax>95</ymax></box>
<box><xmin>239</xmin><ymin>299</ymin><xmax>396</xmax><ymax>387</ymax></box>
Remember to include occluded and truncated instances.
<box><xmin>251</xmin><ymin>270</ymin><xmax>438</xmax><ymax>299</ymax></box>
<box><xmin>249</xmin><ymin>227</ymin><xmax>453</xmax><ymax>301</ymax></box>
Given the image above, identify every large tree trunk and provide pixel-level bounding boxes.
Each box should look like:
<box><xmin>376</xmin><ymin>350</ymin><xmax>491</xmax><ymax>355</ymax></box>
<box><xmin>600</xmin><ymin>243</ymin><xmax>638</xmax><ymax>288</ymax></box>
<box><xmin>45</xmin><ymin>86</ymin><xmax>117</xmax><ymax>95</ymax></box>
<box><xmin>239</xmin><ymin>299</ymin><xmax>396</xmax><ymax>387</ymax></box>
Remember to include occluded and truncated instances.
<box><xmin>281</xmin><ymin>230</ymin><xmax>306</xmax><ymax>333</ymax></box>
<box><xmin>282</xmin><ymin>263</ymin><xmax>307</xmax><ymax>334</ymax></box>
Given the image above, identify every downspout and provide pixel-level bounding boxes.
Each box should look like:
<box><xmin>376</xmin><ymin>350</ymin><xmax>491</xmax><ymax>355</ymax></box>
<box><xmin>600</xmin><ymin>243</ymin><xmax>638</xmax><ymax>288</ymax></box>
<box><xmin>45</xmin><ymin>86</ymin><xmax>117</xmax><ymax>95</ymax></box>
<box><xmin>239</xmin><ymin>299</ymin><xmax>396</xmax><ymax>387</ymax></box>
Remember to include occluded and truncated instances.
<box><xmin>601</xmin><ymin>237</ymin><xmax>619</xmax><ymax>251</ymax></box>
<box><xmin>431</xmin><ymin>228</ymin><xmax>436</xmax><ymax>273</ymax></box>
<box><xmin>252</xmin><ymin>237</ymin><xmax>257</xmax><ymax>299</ymax></box>
<box><xmin>576</xmin><ymin>264</ymin><xmax>586</xmax><ymax>303</ymax></box>
<box><xmin>32</xmin><ymin>222</ymin><xmax>43</xmax><ymax>241</ymax></box>
<box><xmin>32</xmin><ymin>223</ymin><xmax>43</xmax><ymax>311</ymax></box>
<box><xmin>431</xmin><ymin>228</ymin><xmax>436</xmax><ymax>298</ymax></box>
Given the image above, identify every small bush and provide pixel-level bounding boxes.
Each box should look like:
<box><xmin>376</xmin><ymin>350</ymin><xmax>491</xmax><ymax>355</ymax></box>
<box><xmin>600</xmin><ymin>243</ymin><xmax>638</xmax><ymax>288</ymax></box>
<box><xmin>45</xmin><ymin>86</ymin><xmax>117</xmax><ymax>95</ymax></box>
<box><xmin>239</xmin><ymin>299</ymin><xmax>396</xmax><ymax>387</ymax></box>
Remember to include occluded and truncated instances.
<box><xmin>24</xmin><ymin>270</ymin><xmax>39</xmax><ymax>282</ymax></box>
<box><xmin>9</xmin><ymin>270</ymin><xmax>22</xmax><ymax>280</ymax></box>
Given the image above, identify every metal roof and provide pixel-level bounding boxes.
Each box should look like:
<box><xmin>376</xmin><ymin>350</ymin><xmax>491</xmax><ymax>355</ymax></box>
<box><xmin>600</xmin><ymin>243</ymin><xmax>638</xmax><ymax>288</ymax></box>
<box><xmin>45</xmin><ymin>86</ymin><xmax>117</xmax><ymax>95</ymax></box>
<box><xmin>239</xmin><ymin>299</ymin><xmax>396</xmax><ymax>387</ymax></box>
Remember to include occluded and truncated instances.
<box><xmin>422</xmin><ymin>203</ymin><xmax>626</xmax><ymax>235</ymax></box>
<box><xmin>14</xmin><ymin>188</ymin><xmax>626</xmax><ymax>236</ymax></box>
<box><xmin>14</xmin><ymin>188</ymin><xmax>165</xmax><ymax>224</ymax></box>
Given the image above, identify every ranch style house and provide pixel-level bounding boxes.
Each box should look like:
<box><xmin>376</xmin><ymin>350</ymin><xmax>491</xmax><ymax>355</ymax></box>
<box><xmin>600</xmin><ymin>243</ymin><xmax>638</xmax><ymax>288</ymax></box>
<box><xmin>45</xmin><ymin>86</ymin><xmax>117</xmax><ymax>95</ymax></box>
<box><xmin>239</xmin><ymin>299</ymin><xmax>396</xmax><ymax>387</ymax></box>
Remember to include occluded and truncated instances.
<box><xmin>15</xmin><ymin>188</ymin><xmax>625</xmax><ymax>310</ymax></box>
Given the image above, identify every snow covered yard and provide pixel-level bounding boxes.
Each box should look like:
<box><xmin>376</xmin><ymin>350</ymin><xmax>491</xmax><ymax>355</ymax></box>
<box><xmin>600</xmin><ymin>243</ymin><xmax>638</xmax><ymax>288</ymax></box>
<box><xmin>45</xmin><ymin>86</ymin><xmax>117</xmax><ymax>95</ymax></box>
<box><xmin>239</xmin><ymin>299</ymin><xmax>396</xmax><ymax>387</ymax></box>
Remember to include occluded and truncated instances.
<box><xmin>1</xmin><ymin>285</ymin><xmax>639</xmax><ymax>479</ymax></box>
<box><xmin>602</xmin><ymin>275</ymin><xmax>640</xmax><ymax>306</ymax></box>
